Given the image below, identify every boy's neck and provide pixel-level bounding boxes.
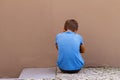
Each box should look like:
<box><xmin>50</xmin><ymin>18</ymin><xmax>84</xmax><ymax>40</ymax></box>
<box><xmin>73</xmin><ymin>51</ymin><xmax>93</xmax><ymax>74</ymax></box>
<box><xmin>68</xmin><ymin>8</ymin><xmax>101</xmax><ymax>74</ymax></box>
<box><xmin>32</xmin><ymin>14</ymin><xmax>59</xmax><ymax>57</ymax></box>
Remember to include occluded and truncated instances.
<box><xmin>66</xmin><ymin>29</ymin><xmax>77</xmax><ymax>33</ymax></box>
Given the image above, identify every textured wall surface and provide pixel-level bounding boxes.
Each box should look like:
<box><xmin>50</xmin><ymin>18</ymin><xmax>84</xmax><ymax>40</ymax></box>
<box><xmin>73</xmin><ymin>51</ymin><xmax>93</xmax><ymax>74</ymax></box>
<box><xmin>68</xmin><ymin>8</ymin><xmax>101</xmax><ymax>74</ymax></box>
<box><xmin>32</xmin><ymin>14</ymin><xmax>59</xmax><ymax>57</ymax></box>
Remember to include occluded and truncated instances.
<box><xmin>0</xmin><ymin>0</ymin><xmax>120</xmax><ymax>77</ymax></box>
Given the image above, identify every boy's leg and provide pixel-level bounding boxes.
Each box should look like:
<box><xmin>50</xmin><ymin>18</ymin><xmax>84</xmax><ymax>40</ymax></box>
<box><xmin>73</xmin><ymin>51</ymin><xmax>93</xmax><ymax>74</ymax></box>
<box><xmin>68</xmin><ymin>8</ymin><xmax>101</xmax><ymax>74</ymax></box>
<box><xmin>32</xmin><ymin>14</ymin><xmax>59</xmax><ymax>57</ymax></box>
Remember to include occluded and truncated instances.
<box><xmin>59</xmin><ymin>68</ymin><xmax>80</xmax><ymax>74</ymax></box>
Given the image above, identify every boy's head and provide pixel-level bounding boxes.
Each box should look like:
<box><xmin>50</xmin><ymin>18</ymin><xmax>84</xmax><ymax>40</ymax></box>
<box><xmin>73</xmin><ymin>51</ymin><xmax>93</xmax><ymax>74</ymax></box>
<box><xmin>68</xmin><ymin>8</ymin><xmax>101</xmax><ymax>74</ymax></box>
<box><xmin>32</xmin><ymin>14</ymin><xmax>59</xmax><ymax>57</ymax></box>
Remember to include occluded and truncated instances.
<box><xmin>64</xmin><ymin>19</ymin><xmax>78</xmax><ymax>32</ymax></box>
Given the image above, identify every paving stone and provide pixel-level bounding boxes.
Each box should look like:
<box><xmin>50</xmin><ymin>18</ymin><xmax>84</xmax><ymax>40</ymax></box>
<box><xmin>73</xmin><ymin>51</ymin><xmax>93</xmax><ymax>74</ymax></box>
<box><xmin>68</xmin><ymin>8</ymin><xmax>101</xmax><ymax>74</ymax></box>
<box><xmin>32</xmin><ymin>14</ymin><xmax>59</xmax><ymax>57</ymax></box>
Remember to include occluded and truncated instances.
<box><xmin>19</xmin><ymin>67</ymin><xmax>56</xmax><ymax>80</ymax></box>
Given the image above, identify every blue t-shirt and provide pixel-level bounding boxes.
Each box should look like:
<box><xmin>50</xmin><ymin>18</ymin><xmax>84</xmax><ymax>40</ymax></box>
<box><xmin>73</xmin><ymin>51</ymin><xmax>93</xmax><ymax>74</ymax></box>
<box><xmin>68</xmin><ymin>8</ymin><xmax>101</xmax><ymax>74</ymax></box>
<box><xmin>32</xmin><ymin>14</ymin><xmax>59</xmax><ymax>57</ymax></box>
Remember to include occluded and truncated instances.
<box><xmin>56</xmin><ymin>30</ymin><xmax>84</xmax><ymax>70</ymax></box>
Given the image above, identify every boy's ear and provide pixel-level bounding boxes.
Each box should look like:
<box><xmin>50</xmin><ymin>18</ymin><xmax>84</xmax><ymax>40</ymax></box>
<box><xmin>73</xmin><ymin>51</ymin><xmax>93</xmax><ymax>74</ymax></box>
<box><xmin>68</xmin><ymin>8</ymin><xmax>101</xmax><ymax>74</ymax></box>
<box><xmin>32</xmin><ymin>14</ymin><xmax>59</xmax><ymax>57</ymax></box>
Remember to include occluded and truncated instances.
<box><xmin>63</xmin><ymin>28</ymin><xmax>66</xmax><ymax>32</ymax></box>
<box><xmin>74</xmin><ymin>30</ymin><xmax>77</xmax><ymax>33</ymax></box>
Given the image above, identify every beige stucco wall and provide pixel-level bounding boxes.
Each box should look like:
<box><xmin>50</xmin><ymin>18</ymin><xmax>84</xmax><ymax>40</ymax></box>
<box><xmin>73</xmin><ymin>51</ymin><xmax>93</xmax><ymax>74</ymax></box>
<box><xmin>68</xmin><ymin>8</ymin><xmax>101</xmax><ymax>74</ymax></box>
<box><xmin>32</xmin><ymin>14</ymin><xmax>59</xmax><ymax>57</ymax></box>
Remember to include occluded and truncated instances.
<box><xmin>0</xmin><ymin>0</ymin><xmax>120</xmax><ymax>77</ymax></box>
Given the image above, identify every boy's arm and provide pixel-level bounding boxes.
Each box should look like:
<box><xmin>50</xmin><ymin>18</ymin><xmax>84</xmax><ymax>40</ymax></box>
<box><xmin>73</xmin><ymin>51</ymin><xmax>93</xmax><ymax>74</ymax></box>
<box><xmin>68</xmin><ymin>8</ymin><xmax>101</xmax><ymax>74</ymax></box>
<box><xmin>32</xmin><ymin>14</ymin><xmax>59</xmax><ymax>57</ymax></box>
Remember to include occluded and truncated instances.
<box><xmin>56</xmin><ymin>43</ymin><xmax>58</xmax><ymax>50</ymax></box>
<box><xmin>80</xmin><ymin>44</ymin><xmax>86</xmax><ymax>53</ymax></box>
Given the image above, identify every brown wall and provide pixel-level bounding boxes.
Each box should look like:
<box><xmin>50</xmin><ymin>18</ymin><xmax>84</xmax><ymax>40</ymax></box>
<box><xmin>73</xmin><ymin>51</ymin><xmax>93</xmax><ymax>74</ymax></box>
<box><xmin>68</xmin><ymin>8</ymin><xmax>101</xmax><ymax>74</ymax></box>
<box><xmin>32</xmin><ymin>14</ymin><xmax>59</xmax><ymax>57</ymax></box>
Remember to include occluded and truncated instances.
<box><xmin>0</xmin><ymin>0</ymin><xmax>120</xmax><ymax>77</ymax></box>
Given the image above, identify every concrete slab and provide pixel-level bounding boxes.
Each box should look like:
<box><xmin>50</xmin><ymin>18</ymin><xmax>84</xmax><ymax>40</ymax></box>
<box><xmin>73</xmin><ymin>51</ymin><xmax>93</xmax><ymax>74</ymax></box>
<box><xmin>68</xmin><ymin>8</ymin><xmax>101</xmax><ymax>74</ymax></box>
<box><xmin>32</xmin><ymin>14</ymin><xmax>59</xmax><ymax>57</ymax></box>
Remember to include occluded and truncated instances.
<box><xmin>19</xmin><ymin>67</ymin><xmax>56</xmax><ymax>79</ymax></box>
<box><xmin>0</xmin><ymin>79</ymin><xmax>23</xmax><ymax>80</ymax></box>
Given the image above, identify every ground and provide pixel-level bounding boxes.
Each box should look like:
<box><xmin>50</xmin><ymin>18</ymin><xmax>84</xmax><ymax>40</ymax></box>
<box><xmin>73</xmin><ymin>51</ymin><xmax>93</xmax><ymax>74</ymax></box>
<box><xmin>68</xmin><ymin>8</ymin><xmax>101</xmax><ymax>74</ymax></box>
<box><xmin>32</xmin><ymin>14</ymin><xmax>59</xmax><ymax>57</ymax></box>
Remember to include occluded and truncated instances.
<box><xmin>56</xmin><ymin>67</ymin><xmax>120</xmax><ymax>80</ymax></box>
<box><xmin>1</xmin><ymin>67</ymin><xmax>120</xmax><ymax>80</ymax></box>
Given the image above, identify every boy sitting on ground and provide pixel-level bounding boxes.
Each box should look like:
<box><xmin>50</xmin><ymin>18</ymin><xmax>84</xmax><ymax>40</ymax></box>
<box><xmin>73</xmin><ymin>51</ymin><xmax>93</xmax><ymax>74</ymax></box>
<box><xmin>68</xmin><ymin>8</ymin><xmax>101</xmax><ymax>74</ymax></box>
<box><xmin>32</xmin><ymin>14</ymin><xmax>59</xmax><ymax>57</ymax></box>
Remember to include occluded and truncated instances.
<box><xmin>55</xmin><ymin>19</ymin><xmax>86</xmax><ymax>73</ymax></box>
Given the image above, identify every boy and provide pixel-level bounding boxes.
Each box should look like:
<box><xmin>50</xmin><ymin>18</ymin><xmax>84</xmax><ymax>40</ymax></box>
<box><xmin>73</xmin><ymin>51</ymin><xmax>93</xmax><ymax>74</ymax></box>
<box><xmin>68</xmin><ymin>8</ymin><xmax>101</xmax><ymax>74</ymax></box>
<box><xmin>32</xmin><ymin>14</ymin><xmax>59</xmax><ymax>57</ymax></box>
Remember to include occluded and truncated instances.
<box><xmin>55</xmin><ymin>19</ymin><xmax>86</xmax><ymax>73</ymax></box>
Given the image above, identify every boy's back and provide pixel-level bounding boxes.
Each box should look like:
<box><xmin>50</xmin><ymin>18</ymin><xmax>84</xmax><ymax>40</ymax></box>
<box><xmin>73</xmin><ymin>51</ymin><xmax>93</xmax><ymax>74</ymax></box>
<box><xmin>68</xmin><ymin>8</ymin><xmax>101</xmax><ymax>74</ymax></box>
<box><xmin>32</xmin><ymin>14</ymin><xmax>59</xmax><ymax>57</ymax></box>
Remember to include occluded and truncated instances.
<box><xmin>56</xmin><ymin>30</ymin><xmax>84</xmax><ymax>70</ymax></box>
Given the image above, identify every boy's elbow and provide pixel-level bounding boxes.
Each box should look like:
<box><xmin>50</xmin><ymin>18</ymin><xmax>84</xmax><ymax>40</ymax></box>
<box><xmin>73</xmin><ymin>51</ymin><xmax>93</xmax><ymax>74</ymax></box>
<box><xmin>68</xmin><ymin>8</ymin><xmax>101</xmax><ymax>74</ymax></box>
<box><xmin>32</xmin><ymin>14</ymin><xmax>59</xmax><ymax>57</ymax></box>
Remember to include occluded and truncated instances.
<box><xmin>81</xmin><ymin>50</ymin><xmax>86</xmax><ymax>53</ymax></box>
<box><xmin>80</xmin><ymin>45</ymin><xmax>86</xmax><ymax>53</ymax></box>
<box><xmin>80</xmin><ymin>49</ymin><xmax>86</xmax><ymax>53</ymax></box>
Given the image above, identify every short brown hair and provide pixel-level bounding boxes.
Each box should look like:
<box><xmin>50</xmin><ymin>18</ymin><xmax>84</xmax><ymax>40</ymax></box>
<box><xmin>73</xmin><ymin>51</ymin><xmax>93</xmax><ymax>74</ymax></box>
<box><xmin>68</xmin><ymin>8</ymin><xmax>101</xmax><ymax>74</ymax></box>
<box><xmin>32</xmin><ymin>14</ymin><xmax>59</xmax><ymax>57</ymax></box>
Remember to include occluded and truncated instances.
<box><xmin>64</xmin><ymin>19</ymin><xmax>78</xmax><ymax>32</ymax></box>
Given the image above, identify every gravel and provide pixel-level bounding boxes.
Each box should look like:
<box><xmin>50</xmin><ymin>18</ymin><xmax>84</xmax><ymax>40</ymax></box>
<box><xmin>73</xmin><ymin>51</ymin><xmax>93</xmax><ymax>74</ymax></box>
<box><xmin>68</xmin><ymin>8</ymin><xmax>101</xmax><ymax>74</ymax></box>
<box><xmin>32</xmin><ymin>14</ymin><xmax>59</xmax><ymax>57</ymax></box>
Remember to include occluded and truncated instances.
<box><xmin>56</xmin><ymin>67</ymin><xmax>120</xmax><ymax>80</ymax></box>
